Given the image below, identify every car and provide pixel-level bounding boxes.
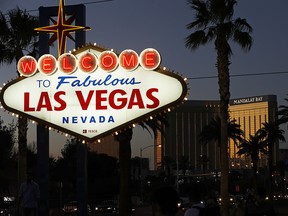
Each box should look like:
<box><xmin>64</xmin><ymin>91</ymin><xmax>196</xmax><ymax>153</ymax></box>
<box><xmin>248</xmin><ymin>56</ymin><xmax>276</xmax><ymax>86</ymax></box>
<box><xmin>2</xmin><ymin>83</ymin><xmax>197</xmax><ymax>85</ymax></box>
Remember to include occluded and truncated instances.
<box><xmin>217</xmin><ymin>195</ymin><xmax>235</xmax><ymax>206</ymax></box>
<box><xmin>63</xmin><ymin>201</ymin><xmax>91</xmax><ymax>214</ymax></box>
<box><xmin>94</xmin><ymin>200</ymin><xmax>118</xmax><ymax>214</ymax></box>
<box><xmin>0</xmin><ymin>197</ymin><xmax>15</xmax><ymax>216</ymax></box>
<box><xmin>94</xmin><ymin>200</ymin><xmax>136</xmax><ymax>215</ymax></box>
<box><xmin>63</xmin><ymin>201</ymin><xmax>77</xmax><ymax>214</ymax></box>
<box><xmin>178</xmin><ymin>197</ymin><xmax>190</xmax><ymax>212</ymax></box>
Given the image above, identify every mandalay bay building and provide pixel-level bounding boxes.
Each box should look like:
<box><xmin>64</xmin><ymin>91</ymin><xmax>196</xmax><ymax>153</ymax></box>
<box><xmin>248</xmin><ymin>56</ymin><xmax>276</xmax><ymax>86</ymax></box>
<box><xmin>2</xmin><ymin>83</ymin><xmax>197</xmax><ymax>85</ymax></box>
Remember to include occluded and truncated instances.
<box><xmin>154</xmin><ymin>95</ymin><xmax>279</xmax><ymax>172</ymax></box>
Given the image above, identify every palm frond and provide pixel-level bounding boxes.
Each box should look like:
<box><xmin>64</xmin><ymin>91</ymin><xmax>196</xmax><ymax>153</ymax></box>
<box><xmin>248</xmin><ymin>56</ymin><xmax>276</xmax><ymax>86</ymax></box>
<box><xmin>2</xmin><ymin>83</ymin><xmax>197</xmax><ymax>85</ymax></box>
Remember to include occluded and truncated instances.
<box><xmin>138</xmin><ymin>114</ymin><xmax>168</xmax><ymax>139</ymax></box>
<box><xmin>0</xmin><ymin>7</ymin><xmax>38</xmax><ymax>65</ymax></box>
<box><xmin>185</xmin><ymin>30</ymin><xmax>209</xmax><ymax>50</ymax></box>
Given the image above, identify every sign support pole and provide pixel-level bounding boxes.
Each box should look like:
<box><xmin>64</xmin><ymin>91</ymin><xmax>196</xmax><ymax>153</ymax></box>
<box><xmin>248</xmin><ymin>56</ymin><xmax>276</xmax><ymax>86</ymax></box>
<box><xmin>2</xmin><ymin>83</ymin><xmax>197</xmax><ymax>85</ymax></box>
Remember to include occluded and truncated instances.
<box><xmin>37</xmin><ymin>6</ymin><xmax>50</xmax><ymax>216</ymax></box>
<box><xmin>37</xmin><ymin>4</ymin><xmax>87</xmax><ymax>216</ymax></box>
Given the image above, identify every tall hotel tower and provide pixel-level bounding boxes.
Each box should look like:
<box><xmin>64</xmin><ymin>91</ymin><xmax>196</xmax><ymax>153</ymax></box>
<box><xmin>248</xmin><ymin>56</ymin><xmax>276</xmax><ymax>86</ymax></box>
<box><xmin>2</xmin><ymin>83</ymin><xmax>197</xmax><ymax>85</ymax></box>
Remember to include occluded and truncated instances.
<box><xmin>157</xmin><ymin>95</ymin><xmax>278</xmax><ymax>171</ymax></box>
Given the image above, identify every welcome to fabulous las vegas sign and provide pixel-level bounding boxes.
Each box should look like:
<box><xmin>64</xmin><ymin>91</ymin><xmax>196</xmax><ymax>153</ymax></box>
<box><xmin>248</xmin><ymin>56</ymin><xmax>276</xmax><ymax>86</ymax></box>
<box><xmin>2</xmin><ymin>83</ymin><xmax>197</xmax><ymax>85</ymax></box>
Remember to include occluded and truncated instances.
<box><xmin>0</xmin><ymin>1</ymin><xmax>188</xmax><ymax>142</ymax></box>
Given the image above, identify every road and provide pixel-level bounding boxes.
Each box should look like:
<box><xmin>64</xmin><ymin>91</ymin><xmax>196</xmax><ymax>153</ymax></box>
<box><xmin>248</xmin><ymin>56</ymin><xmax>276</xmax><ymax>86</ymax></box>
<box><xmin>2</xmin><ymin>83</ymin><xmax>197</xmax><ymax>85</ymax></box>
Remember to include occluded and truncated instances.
<box><xmin>134</xmin><ymin>200</ymin><xmax>288</xmax><ymax>216</ymax></box>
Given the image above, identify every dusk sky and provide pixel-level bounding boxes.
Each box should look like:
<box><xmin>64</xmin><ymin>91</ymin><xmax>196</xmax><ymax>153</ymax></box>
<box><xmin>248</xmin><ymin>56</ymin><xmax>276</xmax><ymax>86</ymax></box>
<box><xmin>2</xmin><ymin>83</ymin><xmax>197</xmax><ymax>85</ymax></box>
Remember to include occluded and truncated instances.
<box><xmin>1</xmin><ymin>0</ymin><xmax>288</xmax><ymax>162</ymax></box>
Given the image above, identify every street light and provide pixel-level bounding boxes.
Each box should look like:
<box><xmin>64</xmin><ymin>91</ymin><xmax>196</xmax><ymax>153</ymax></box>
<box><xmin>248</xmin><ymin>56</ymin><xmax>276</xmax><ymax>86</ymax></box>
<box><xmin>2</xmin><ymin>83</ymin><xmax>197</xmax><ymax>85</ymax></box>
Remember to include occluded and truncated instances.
<box><xmin>139</xmin><ymin>144</ymin><xmax>161</xmax><ymax>202</ymax></box>
<box><xmin>140</xmin><ymin>144</ymin><xmax>162</xmax><ymax>171</ymax></box>
<box><xmin>140</xmin><ymin>144</ymin><xmax>161</xmax><ymax>158</ymax></box>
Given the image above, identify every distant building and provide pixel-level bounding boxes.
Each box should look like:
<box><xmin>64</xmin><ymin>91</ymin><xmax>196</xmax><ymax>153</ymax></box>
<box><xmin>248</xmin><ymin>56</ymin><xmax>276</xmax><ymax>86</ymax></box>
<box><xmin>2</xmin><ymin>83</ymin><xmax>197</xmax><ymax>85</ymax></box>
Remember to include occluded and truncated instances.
<box><xmin>87</xmin><ymin>135</ymin><xmax>119</xmax><ymax>159</ymax></box>
<box><xmin>158</xmin><ymin>99</ymin><xmax>220</xmax><ymax>172</ymax></box>
<box><xmin>157</xmin><ymin>95</ymin><xmax>278</xmax><ymax>172</ymax></box>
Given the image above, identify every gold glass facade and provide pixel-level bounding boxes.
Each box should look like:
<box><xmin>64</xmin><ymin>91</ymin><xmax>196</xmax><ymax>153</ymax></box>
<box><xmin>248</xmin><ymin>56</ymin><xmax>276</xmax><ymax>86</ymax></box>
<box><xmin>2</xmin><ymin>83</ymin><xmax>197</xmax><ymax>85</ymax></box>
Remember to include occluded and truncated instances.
<box><xmin>229</xmin><ymin>95</ymin><xmax>278</xmax><ymax>169</ymax></box>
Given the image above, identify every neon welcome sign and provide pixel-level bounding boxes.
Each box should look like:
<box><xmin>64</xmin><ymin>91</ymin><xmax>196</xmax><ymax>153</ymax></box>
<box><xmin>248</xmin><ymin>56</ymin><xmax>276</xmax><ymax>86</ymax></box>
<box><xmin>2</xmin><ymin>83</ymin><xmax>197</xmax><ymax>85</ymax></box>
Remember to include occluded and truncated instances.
<box><xmin>0</xmin><ymin>1</ymin><xmax>188</xmax><ymax>142</ymax></box>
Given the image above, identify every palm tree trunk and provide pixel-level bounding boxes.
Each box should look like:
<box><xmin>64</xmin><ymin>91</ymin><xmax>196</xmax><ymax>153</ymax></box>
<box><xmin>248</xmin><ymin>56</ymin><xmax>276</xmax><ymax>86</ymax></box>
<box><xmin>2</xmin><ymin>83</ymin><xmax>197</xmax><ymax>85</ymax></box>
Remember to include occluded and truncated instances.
<box><xmin>18</xmin><ymin>116</ymin><xmax>27</xmax><ymax>186</ymax></box>
<box><xmin>118</xmin><ymin>128</ymin><xmax>133</xmax><ymax>216</ymax></box>
<box><xmin>268</xmin><ymin>143</ymin><xmax>273</xmax><ymax>200</ymax></box>
<box><xmin>17</xmin><ymin>115</ymin><xmax>27</xmax><ymax>216</ymax></box>
<box><xmin>252</xmin><ymin>159</ymin><xmax>258</xmax><ymax>186</ymax></box>
<box><xmin>220</xmin><ymin>112</ymin><xmax>230</xmax><ymax>216</ymax></box>
<box><xmin>216</xmin><ymin>35</ymin><xmax>231</xmax><ymax>216</ymax></box>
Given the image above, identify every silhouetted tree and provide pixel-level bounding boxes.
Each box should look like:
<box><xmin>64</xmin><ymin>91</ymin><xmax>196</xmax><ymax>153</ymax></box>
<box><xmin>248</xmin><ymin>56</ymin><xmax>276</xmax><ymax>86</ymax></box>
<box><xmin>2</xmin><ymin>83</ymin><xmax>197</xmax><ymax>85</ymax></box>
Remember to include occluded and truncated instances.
<box><xmin>179</xmin><ymin>155</ymin><xmax>190</xmax><ymax>176</ymax></box>
<box><xmin>116</xmin><ymin>129</ymin><xmax>133</xmax><ymax>216</ymax></box>
<box><xmin>199</xmin><ymin>116</ymin><xmax>244</xmax><ymax>147</ymax></box>
<box><xmin>275</xmin><ymin>160</ymin><xmax>287</xmax><ymax>197</ymax></box>
<box><xmin>257</xmin><ymin>121</ymin><xmax>285</xmax><ymax>200</ymax></box>
<box><xmin>237</xmin><ymin>134</ymin><xmax>267</xmax><ymax>184</ymax></box>
<box><xmin>278</xmin><ymin>96</ymin><xmax>288</xmax><ymax>125</ymax></box>
<box><xmin>116</xmin><ymin>115</ymin><xmax>167</xmax><ymax>216</ymax></box>
<box><xmin>197</xmin><ymin>155</ymin><xmax>210</xmax><ymax>173</ymax></box>
<box><xmin>186</xmin><ymin>0</ymin><xmax>253</xmax><ymax>214</ymax></box>
<box><xmin>162</xmin><ymin>156</ymin><xmax>174</xmax><ymax>179</ymax></box>
<box><xmin>198</xmin><ymin>116</ymin><xmax>244</xmax><ymax>170</ymax></box>
<box><xmin>50</xmin><ymin>139</ymin><xmax>119</xmax><ymax>203</ymax></box>
<box><xmin>0</xmin><ymin>118</ymin><xmax>16</xmax><ymax>195</ymax></box>
<box><xmin>0</xmin><ymin>8</ymin><xmax>38</xmax><ymax>185</ymax></box>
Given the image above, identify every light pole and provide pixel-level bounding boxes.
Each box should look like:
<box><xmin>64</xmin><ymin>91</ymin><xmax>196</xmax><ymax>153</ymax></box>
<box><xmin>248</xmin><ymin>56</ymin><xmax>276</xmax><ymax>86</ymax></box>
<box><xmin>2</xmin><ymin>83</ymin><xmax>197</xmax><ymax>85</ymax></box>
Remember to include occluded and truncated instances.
<box><xmin>139</xmin><ymin>144</ymin><xmax>161</xmax><ymax>203</ymax></box>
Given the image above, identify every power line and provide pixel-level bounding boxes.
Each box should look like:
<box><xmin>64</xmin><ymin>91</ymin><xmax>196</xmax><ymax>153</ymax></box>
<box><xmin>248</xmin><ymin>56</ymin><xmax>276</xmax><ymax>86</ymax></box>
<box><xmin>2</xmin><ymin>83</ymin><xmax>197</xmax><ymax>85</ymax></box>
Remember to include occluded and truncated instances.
<box><xmin>81</xmin><ymin>0</ymin><xmax>115</xmax><ymax>5</ymax></box>
<box><xmin>6</xmin><ymin>0</ymin><xmax>116</xmax><ymax>14</ymax></box>
<box><xmin>187</xmin><ymin>71</ymin><xmax>288</xmax><ymax>80</ymax></box>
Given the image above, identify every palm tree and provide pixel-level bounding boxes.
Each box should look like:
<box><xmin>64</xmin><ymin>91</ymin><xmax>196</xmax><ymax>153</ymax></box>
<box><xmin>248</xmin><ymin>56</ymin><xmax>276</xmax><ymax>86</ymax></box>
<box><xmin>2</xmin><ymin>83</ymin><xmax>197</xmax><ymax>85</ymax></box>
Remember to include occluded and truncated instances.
<box><xmin>185</xmin><ymin>0</ymin><xmax>253</xmax><ymax>214</ymax></box>
<box><xmin>115</xmin><ymin>115</ymin><xmax>167</xmax><ymax>216</ymax></box>
<box><xmin>278</xmin><ymin>96</ymin><xmax>288</xmax><ymax>125</ymax></box>
<box><xmin>257</xmin><ymin>121</ymin><xmax>285</xmax><ymax>200</ymax></box>
<box><xmin>237</xmin><ymin>134</ymin><xmax>267</xmax><ymax>184</ymax></box>
<box><xmin>197</xmin><ymin>154</ymin><xmax>209</xmax><ymax>173</ymax></box>
<box><xmin>198</xmin><ymin>116</ymin><xmax>244</xmax><ymax>175</ymax></box>
<box><xmin>0</xmin><ymin>118</ymin><xmax>16</xmax><ymax>195</ymax></box>
<box><xmin>199</xmin><ymin>116</ymin><xmax>244</xmax><ymax>147</ymax></box>
<box><xmin>179</xmin><ymin>155</ymin><xmax>190</xmax><ymax>176</ymax></box>
<box><xmin>0</xmin><ymin>8</ymin><xmax>38</xmax><ymax>186</ymax></box>
<box><xmin>116</xmin><ymin>128</ymin><xmax>133</xmax><ymax>216</ymax></box>
<box><xmin>162</xmin><ymin>155</ymin><xmax>174</xmax><ymax>179</ymax></box>
<box><xmin>275</xmin><ymin>160</ymin><xmax>287</xmax><ymax>197</ymax></box>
